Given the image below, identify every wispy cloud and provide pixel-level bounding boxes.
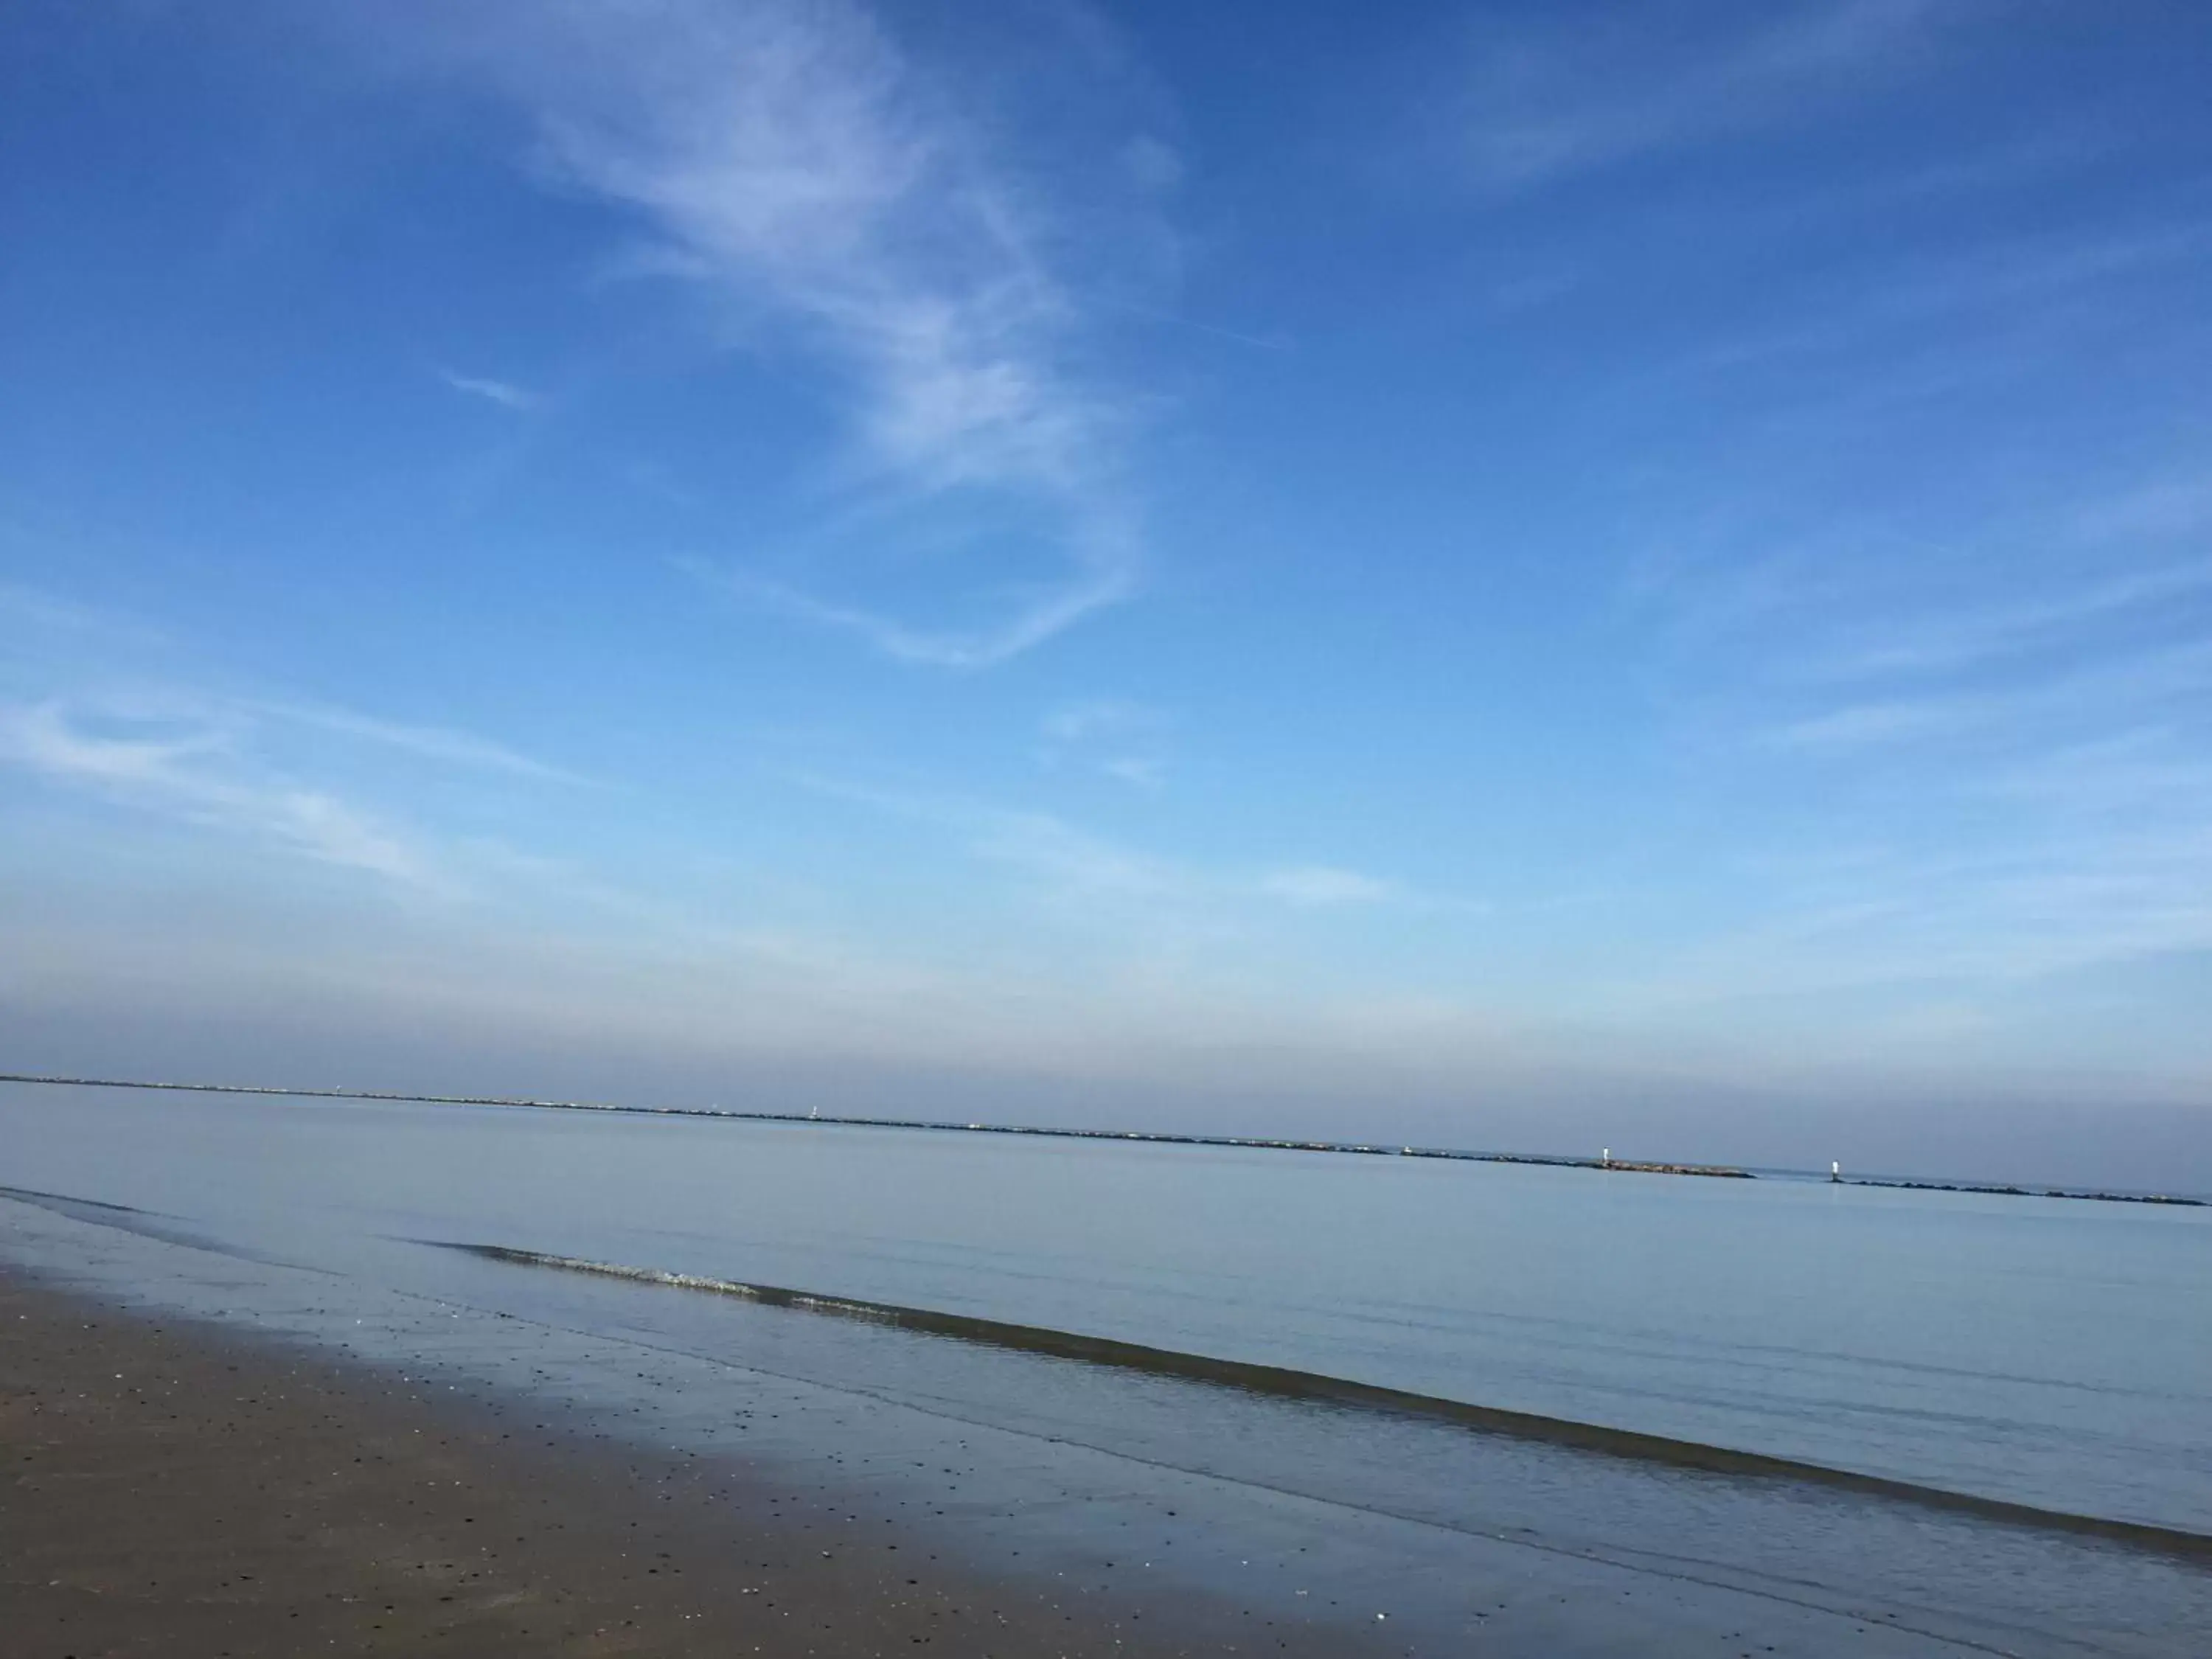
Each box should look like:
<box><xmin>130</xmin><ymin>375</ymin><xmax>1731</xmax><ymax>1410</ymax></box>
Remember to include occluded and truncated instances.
<box><xmin>1672</xmin><ymin>223</ymin><xmax>2208</xmax><ymax>396</ymax></box>
<box><xmin>2069</xmin><ymin>479</ymin><xmax>2212</xmax><ymax>543</ymax></box>
<box><xmin>419</xmin><ymin>0</ymin><xmax>1158</xmax><ymax>667</ymax></box>
<box><xmin>0</xmin><ymin>581</ymin><xmax>163</xmax><ymax>641</ymax></box>
<box><xmin>1769</xmin><ymin>697</ymin><xmax>1981</xmax><ymax>752</ymax></box>
<box><xmin>1809</xmin><ymin>555</ymin><xmax>2212</xmax><ymax>681</ymax></box>
<box><xmin>804</xmin><ymin>773</ymin><xmax>1436</xmax><ymax>950</ymax></box>
<box><xmin>1450</xmin><ymin>0</ymin><xmax>1966</xmax><ymax>189</ymax></box>
<box><xmin>702</xmin><ymin>538</ymin><xmax>1136</xmax><ymax>670</ymax></box>
<box><xmin>438</xmin><ymin>368</ymin><xmax>541</xmax><ymax>411</ymax></box>
<box><xmin>968</xmin><ymin>808</ymin><xmax>1181</xmax><ymax>905</ymax></box>
<box><xmin>0</xmin><ymin>700</ymin><xmax>434</xmax><ymax>888</ymax></box>
<box><xmin>249</xmin><ymin>699</ymin><xmax>589</xmax><ymax>785</ymax></box>
<box><xmin>2</xmin><ymin>583</ymin><xmax>585</xmax><ymax>783</ymax></box>
<box><xmin>1638</xmin><ymin>462</ymin><xmax>2212</xmax><ymax>987</ymax></box>
<box><xmin>1041</xmin><ymin>698</ymin><xmax>1155</xmax><ymax>745</ymax></box>
<box><xmin>0</xmin><ymin>587</ymin><xmax>589</xmax><ymax>889</ymax></box>
<box><xmin>799</xmin><ymin>774</ymin><xmax>1180</xmax><ymax>905</ymax></box>
<box><xmin>1098</xmin><ymin>754</ymin><xmax>1166</xmax><ymax>790</ymax></box>
<box><xmin>1764</xmin><ymin>566</ymin><xmax>2212</xmax><ymax>756</ymax></box>
<box><xmin>1038</xmin><ymin>697</ymin><xmax>1169</xmax><ymax>788</ymax></box>
<box><xmin>1090</xmin><ymin>293</ymin><xmax>1290</xmax><ymax>353</ymax></box>
<box><xmin>1259</xmin><ymin>865</ymin><xmax>1396</xmax><ymax>908</ymax></box>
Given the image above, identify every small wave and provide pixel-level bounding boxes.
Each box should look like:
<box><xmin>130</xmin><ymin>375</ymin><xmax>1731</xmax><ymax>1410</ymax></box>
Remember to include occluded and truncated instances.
<box><xmin>0</xmin><ymin>1183</ymin><xmax>160</xmax><ymax>1217</ymax></box>
<box><xmin>0</xmin><ymin>1184</ymin><xmax>310</xmax><ymax>1270</ymax></box>
<box><xmin>432</xmin><ymin>1239</ymin><xmax>2212</xmax><ymax>1564</ymax></box>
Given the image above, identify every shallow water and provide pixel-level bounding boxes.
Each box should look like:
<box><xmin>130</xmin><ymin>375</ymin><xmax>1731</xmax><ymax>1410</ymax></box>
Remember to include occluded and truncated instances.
<box><xmin>4</xmin><ymin>1082</ymin><xmax>2211</xmax><ymax>1655</ymax></box>
<box><xmin>6</xmin><ymin>1083</ymin><xmax>2205</xmax><ymax>1529</ymax></box>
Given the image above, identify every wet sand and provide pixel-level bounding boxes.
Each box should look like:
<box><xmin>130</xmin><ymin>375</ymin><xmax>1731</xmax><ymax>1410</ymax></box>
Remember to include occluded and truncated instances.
<box><xmin>0</xmin><ymin>1268</ymin><xmax>1387</xmax><ymax>1658</ymax></box>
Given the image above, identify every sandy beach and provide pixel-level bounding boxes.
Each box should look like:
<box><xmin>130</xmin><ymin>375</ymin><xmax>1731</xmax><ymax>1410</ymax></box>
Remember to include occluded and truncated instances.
<box><xmin>1</xmin><ymin>1267</ymin><xmax>1392</xmax><ymax>1658</ymax></box>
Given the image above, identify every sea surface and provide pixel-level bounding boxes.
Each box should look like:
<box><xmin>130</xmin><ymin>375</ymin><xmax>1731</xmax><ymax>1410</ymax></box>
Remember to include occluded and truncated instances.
<box><xmin>4</xmin><ymin>1081</ymin><xmax>2209</xmax><ymax>1655</ymax></box>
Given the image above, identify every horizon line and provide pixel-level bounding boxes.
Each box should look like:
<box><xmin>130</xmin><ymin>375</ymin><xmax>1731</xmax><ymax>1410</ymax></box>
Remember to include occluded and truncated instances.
<box><xmin>3</xmin><ymin>1071</ymin><xmax>2203</xmax><ymax>1208</ymax></box>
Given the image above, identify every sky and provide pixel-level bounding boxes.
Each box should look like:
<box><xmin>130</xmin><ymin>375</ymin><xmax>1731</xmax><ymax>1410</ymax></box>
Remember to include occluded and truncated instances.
<box><xmin>4</xmin><ymin>0</ymin><xmax>2211</xmax><ymax>1187</ymax></box>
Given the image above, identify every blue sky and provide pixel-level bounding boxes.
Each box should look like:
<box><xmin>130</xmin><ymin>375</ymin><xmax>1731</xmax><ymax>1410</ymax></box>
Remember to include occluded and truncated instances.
<box><xmin>5</xmin><ymin>1</ymin><xmax>2211</xmax><ymax>1183</ymax></box>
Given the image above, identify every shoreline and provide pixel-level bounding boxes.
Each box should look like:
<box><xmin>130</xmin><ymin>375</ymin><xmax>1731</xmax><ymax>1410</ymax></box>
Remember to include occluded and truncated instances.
<box><xmin>10</xmin><ymin>1070</ymin><xmax>2201</xmax><ymax>1206</ymax></box>
<box><xmin>7</xmin><ymin>1190</ymin><xmax>2211</xmax><ymax>1658</ymax></box>
<box><xmin>440</xmin><ymin>1239</ymin><xmax>2212</xmax><ymax>1565</ymax></box>
<box><xmin>0</xmin><ymin>1265</ymin><xmax>1388</xmax><ymax>1658</ymax></box>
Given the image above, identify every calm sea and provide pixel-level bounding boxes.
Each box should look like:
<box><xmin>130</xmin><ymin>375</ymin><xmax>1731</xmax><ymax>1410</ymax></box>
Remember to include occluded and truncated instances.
<box><xmin>4</xmin><ymin>1082</ymin><xmax>2209</xmax><ymax>1654</ymax></box>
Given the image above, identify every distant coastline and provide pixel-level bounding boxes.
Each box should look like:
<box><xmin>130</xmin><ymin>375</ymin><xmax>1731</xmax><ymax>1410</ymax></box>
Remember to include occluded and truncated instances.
<box><xmin>2</xmin><ymin>1071</ymin><xmax>2202</xmax><ymax>1208</ymax></box>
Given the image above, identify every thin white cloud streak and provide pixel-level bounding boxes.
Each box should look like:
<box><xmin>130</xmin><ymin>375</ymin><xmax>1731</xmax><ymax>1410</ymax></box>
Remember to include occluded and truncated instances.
<box><xmin>1097</xmin><ymin>755</ymin><xmax>1166</xmax><ymax>790</ymax></box>
<box><xmin>1259</xmin><ymin>865</ymin><xmax>1396</xmax><ymax>908</ymax></box>
<box><xmin>1770</xmin><ymin>698</ymin><xmax>1980</xmax><ymax>751</ymax></box>
<box><xmin>799</xmin><ymin>774</ymin><xmax>1183</xmax><ymax>908</ymax></box>
<box><xmin>1039</xmin><ymin>696</ymin><xmax>1169</xmax><ymax>787</ymax></box>
<box><xmin>1810</xmin><ymin>556</ymin><xmax>2212</xmax><ymax>681</ymax></box>
<box><xmin>969</xmin><ymin>810</ymin><xmax>1182</xmax><ymax>905</ymax></box>
<box><xmin>0</xmin><ymin>700</ymin><xmax>434</xmax><ymax>888</ymax></box>
<box><xmin>1451</xmin><ymin>0</ymin><xmax>1966</xmax><ymax>189</ymax></box>
<box><xmin>803</xmin><ymin>773</ymin><xmax>1433</xmax><ymax>937</ymax></box>
<box><xmin>439</xmin><ymin>369</ymin><xmax>541</xmax><ymax>411</ymax></box>
<box><xmin>420</xmin><ymin>0</ymin><xmax>1150</xmax><ymax>667</ymax></box>
<box><xmin>1</xmin><ymin>584</ymin><xmax>586</xmax><ymax>785</ymax></box>
<box><xmin>706</xmin><ymin>538</ymin><xmax>1135</xmax><ymax>669</ymax></box>
<box><xmin>2073</xmin><ymin>479</ymin><xmax>2212</xmax><ymax>541</ymax></box>
<box><xmin>1673</xmin><ymin>224</ymin><xmax>2208</xmax><ymax>393</ymax></box>
<box><xmin>249</xmin><ymin>699</ymin><xmax>591</xmax><ymax>785</ymax></box>
<box><xmin>1770</xmin><ymin>634</ymin><xmax>2212</xmax><ymax>754</ymax></box>
<box><xmin>0</xmin><ymin>587</ymin><xmax>587</xmax><ymax>890</ymax></box>
<box><xmin>1041</xmin><ymin>697</ymin><xmax>1158</xmax><ymax>745</ymax></box>
<box><xmin>1639</xmin><ymin>462</ymin><xmax>2212</xmax><ymax>990</ymax></box>
<box><xmin>1089</xmin><ymin>293</ymin><xmax>1289</xmax><ymax>353</ymax></box>
<box><xmin>1635</xmin><ymin>815</ymin><xmax>2212</xmax><ymax>1000</ymax></box>
<box><xmin>0</xmin><ymin>582</ymin><xmax>164</xmax><ymax>642</ymax></box>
